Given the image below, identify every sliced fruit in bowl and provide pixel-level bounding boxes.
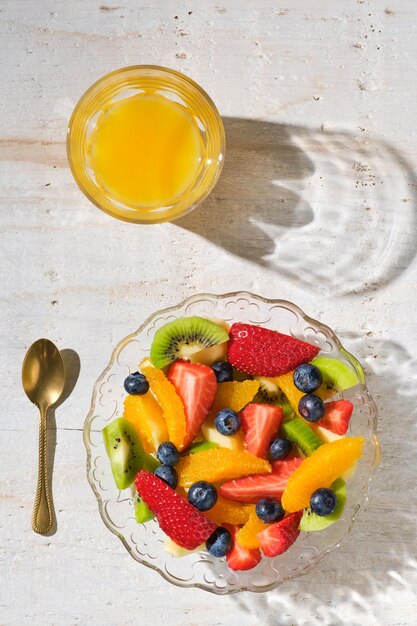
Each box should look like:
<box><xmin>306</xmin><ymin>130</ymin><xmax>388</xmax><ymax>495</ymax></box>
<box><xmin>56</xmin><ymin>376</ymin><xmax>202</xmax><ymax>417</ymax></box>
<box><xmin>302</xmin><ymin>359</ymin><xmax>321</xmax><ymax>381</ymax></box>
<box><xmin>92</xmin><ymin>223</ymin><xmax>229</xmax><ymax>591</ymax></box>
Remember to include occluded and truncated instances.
<box><xmin>210</xmin><ymin>379</ymin><xmax>260</xmax><ymax>415</ymax></box>
<box><xmin>281</xmin><ymin>436</ymin><xmax>364</xmax><ymax>512</ymax></box>
<box><xmin>299</xmin><ymin>478</ymin><xmax>347</xmax><ymax>531</ymax></box>
<box><xmin>135</xmin><ymin>469</ymin><xmax>217</xmax><ymax>550</ymax></box>
<box><xmin>227</xmin><ymin>323</ymin><xmax>320</xmax><ymax>376</ymax></box>
<box><xmin>102</xmin><ymin>417</ymin><xmax>158</xmax><ymax>490</ymax></box>
<box><xmin>103</xmin><ymin>316</ymin><xmax>366</xmax><ymax>568</ymax></box>
<box><xmin>225</xmin><ymin>524</ymin><xmax>261</xmax><ymax>571</ymax></box>
<box><xmin>177</xmin><ymin>448</ymin><xmax>271</xmax><ymax>487</ymax></box>
<box><xmin>124</xmin><ymin>392</ymin><xmax>168</xmax><ymax>452</ymax></box>
<box><xmin>219</xmin><ymin>457</ymin><xmax>303</xmax><ymax>503</ymax></box>
<box><xmin>140</xmin><ymin>364</ymin><xmax>187</xmax><ymax>450</ymax></box>
<box><xmin>258</xmin><ymin>510</ymin><xmax>303</xmax><ymax>557</ymax></box>
<box><xmin>311</xmin><ymin>355</ymin><xmax>362</xmax><ymax>395</ymax></box>
<box><xmin>150</xmin><ymin>316</ymin><xmax>228</xmax><ymax>369</ymax></box>
<box><xmin>241</xmin><ymin>403</ymin><xmax>283</xmax><ymax>458</ymax></box>
<box><xmin>168</xmin><ymin>360</ymin><xmax>217</xmax><ymax>449</ymax></box>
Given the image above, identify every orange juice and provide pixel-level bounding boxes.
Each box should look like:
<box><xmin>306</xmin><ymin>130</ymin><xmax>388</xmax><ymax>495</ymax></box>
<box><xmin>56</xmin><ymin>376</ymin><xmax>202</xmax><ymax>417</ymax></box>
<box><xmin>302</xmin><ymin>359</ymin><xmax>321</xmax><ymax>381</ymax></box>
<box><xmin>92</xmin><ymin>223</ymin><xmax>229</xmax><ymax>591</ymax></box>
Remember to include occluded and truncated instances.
<box><xmin>87</xmin><ymin>92</ymin><xmax>203</xmax><ymax>208</ymax></box>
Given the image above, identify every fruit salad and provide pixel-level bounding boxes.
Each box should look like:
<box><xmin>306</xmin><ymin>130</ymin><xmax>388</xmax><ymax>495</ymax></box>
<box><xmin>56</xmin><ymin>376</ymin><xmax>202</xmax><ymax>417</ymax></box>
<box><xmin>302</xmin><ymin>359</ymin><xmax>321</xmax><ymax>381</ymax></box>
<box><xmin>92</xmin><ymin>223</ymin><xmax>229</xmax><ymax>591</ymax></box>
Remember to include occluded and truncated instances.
<box><xmin>102</xmin><ymin>316</ymin><xmax>364</xmax><ymax>571</ymax></box>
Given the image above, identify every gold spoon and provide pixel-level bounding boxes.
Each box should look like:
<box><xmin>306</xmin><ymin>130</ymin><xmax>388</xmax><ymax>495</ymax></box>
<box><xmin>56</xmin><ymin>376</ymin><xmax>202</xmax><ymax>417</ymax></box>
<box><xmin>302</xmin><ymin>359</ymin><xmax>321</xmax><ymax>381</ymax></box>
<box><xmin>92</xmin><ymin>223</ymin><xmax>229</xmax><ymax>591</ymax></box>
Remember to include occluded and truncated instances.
<box><xmin>22</xmin><ymin>339</ymin><xmax>65</xmax><ymax>534</ymax></box>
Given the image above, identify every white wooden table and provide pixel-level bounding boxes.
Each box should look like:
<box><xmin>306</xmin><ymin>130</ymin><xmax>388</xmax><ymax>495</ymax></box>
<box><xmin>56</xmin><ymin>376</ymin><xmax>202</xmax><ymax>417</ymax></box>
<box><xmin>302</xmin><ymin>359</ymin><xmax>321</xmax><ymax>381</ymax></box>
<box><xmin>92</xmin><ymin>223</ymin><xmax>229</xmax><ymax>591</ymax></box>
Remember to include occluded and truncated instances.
<box><xmin>2</xmin><ymin>1</ymin><xmax>417</xmax><ymax>624</ymax></box>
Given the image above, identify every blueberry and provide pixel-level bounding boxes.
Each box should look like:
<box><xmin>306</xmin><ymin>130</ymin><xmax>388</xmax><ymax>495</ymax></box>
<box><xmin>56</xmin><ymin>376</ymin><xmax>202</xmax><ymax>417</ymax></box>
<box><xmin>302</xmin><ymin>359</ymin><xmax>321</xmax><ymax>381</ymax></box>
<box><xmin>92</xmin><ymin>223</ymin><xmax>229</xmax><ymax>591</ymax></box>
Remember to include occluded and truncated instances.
<box><xmin>310</xmin><ymin>488</ymin><xmax>337</xmax><ymax>516</ymax></box>
<box><xmin>293</xmin><ymin>363</ymin><xmax>322</xmax><ymax>394</ymax></box>
<box><xmin>157</xmin><ymin>442</ymin><xmax>180</xmax><ymax>466</ymax></box>
<box><xmin>188</xmin><ymin>481</ymin><xmax>218</xmax><ymax>511</ymax></box>
<box><xmin>214</xmin><ymin>408</ymin><xmax>241</xmax><ymax>435</ymax></box>
<box><xmin>154</xmin><ymin>465</ymin><xmax>178</xmax><ymax>489</ymax></box>
<box><xmin>269</xmin><ymin>438</ymin><xmax>293</xmax><ymax>460</ymax></box>
<box><xmin>211</xmin><ymin>361</ymin><xmax>234</xmax><ymax>383</ymax></box>
<box><xmin>124</xmin><ymin>371</ymin><xmax>149</xmax><ymax>395</ymax></box>
<box><xmin>206</xmin><ymin>527</ymin><xmax>233</xmax><ymax>557</ymax></box>
<box><xmin>298</xmin><ymin>394</ymin><xmax>325</xmax><ymax>422</ymax></box>
<box><xmin>256</xmin><ymin>498</ymin><xmax>285</xmax><ymax>523</ymax></box>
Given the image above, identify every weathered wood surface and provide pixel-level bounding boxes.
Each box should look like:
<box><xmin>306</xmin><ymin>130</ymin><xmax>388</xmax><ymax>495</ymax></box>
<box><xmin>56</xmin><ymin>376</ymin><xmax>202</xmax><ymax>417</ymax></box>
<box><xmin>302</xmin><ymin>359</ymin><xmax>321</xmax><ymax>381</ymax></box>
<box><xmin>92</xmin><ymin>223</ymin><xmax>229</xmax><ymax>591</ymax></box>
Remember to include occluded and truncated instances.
<box><xmin>1</xmin><ymin>1</ymin><xmax>417</xmax><ymax>624</ymax></box>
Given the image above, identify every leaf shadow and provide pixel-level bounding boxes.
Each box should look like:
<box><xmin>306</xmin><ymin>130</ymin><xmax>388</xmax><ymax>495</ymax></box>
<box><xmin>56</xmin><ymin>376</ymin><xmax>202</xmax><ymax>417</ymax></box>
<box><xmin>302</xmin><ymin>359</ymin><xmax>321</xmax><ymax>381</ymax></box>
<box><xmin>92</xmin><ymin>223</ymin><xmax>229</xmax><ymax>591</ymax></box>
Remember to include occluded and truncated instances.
<box><xmin>178</xmin><ymin>118</ymin><xmax>417</xmax><ymax>296</ymax></box>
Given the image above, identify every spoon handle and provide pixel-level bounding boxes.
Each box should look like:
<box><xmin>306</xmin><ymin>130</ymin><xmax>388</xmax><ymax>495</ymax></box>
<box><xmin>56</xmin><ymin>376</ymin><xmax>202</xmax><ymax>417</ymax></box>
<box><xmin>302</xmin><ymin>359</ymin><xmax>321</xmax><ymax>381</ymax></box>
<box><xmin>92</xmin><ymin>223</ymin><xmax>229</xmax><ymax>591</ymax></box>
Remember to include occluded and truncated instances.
<box><xmin>32</xmin><ymin>406</ymin><xmax>54</xmax><ymax>534</ymax></box>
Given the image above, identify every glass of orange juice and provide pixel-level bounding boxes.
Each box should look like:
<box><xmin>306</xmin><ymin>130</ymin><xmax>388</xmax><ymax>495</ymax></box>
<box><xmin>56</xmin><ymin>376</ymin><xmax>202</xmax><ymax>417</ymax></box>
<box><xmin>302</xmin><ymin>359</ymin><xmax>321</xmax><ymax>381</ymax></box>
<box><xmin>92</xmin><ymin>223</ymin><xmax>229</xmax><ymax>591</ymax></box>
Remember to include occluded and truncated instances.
<box><xmin>67</xmin><ymin>66</ymin><xmax>225</xmax><ymax>223</ymax></box>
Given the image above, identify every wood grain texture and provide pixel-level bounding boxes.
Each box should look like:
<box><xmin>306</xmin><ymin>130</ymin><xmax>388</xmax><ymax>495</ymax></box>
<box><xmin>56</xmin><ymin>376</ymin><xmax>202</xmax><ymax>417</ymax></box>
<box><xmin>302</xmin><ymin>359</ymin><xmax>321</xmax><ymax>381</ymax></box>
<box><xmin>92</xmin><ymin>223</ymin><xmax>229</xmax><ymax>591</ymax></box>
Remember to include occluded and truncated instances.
<box><xmin>1</xmin><ymin>1</ymin><xmax>417</xmax><ymax>624</ymax></box>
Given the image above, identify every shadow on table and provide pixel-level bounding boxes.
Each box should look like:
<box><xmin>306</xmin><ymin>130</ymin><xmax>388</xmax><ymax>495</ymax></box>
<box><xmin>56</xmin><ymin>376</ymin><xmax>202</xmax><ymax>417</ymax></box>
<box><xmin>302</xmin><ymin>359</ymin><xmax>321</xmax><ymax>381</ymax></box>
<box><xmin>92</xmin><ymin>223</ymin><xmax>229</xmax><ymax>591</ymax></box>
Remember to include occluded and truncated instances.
<box><xmin>233</xmin><ymin>335</ymin><xmax>417</xmax><ymax>625</ymax></box>
<box><xmin>177</xmin><ymin>118</ymin><xmax>417</xmax><ymax>295</ymax></box>
<box><xmin>44</xmin><ymin>348</ymin><xmax>80</xmax><ymax>536</ymax></box>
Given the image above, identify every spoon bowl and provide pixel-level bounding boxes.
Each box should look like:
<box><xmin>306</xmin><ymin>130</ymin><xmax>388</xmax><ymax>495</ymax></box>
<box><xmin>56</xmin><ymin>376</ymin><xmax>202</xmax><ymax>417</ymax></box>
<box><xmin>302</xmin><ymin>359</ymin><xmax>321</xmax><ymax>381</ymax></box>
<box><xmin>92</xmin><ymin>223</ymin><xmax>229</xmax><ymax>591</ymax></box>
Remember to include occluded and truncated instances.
<box><xmin>22</xmin><ymin>339</ymin><xmax>65</xmax><ymax>534</ymax></box>
<box><xmin>22</xmin><ymin>339</ymin><xmax>65</xmax><ymax>409</ymax></box>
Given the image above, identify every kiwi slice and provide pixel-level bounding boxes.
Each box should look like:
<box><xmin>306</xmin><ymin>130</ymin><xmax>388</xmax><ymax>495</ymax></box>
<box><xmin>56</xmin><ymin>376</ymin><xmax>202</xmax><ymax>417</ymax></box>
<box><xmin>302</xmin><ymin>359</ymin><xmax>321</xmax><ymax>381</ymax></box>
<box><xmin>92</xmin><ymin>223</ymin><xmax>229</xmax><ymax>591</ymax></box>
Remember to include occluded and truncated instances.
<box><xmin>299</xmin><ymin>478</ymin><xmax>346</xmax><ymax>531</ymax></box>
<box><xmin>188</xmin><ymin>318</ymin><xmax>230</xmax><ymax>366</ymax></box>
<box><xmin>102</xmin><ymin>417</ymin><xmax>156</xmax><ymax>490</ymax></box>
<box><xmin>131</xmin><ymin>485</ymin><xmax>155</xmax><ymax>523</ymax></box>
<box><xmin>186</xmin><ymin>441</ymin><xmax>220</xmax><ymax>455</ymax></box>
<box><xmin>254</xmin><ymin>377</ymin><xmax>295</xmax><ymax>418</ymax></box>
<box><xmin>312</xmin><ymin>356</ymin><xmax>361</xmax><ymax>397</ymax></box>
<box><xmin>150</xmin><ymin>316</ymin><xmax>229</xmax><ymax>369</ymax></box>
<box><xmin>281</xmin><ymin>417</ymin><xmax>323</xmax><ymax>456</ymax></box>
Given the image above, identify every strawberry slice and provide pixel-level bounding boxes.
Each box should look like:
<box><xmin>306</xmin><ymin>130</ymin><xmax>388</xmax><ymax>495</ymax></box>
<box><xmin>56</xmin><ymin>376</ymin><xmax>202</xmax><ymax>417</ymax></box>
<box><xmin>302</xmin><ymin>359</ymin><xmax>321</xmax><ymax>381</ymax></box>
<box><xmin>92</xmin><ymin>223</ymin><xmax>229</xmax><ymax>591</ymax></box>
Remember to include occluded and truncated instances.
<box><xmin>135</xmin><ymin>470</ymin><xmax>216</xmax><ymax>549</ymax></box>
<box><xmin>258</xmin><ymin>511</ymin><xmax>303</xmax><ymax>557</ymax></box>
<box><xmin>320</xmin><ymin>400</ymin><xmax>353</xmax><ymax>435</ymax></box>
<box><xmin>168</xmin><ymin>361</ymin><xmax>217</xmax><ymax>449</ymax></box>
<box><xmin>219</xmin><ymin>457</ymin><xmax>303</xmax><ymax>503</ymax></box>
<box><xmin>224</xmin><ymin>524</ymin><xmax>261</xmax><ymax>571</ymax></box>
<box><xmin>241</xmin><ymin>403</ymin><xmax>283</xmax><ymax>458</ymax></box>
<box><xmin>227</xmin><ymin>323</ymin><xmax>320</xmax><ymax>377</ymax></box>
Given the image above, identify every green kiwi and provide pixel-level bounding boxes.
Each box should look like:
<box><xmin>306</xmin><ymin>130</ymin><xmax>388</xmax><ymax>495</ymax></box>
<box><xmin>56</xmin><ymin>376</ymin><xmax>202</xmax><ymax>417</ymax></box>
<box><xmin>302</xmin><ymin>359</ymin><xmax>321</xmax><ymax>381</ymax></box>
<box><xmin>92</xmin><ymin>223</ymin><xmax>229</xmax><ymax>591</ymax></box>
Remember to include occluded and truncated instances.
<box><xmin>281</xmin><ymin>417</ymin><xmax>323</xmax><ymax>456</ymax></box>
<box><xmin>299</xmin><ymin>478</ymin><xmax>346</xmax><ymax>531</ymax></box>
<box><xmin>254</xmin><ymin>377</ymin><xmax>295</xmax><ymax>418</ymax></box>
<box><xmin>131</xmin><ymin>485</ymin><xmax>155</xmax><ymax>523</ymax></box>
<box><xmin>150</xmin><ymin>316</ymin><xmax>229</xmax><ymax>369</ymax></box>
<box><xmin>186</xmin><ymin>441</ymin><xmax>219</xmax><ymax>455</ymax></box>
<box><xmin>312</xmin><ymin>355</ymin><xmax>362</xmax><ymax>396</ymax></box>
<box><xmin>102</xmin><ymin>417</ymin><xmax>155</xmax><ymax>490</ymax></box>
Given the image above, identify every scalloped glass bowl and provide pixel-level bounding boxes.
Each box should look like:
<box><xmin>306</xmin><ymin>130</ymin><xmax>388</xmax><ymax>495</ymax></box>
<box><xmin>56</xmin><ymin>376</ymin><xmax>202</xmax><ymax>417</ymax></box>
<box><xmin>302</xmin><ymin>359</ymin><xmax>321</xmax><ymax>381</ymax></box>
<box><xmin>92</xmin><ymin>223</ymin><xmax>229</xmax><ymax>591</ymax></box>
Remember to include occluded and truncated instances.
<box><xmin>83</xmin><ymin>292</ymin><xmax>379</xmax><ymax>594</ymax></box>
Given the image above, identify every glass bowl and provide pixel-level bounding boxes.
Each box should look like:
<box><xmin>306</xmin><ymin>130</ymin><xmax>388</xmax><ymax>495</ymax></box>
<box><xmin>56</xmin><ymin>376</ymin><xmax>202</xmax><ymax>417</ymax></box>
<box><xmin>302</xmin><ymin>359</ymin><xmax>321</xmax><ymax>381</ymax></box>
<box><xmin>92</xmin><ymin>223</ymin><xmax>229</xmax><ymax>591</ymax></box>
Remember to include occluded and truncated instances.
<box><xmin>67</xmin><ymin>66</ymin><xmax>225</xmax><ymax>224</ymax></box>
<box><xmin>83</xmin><ymin>292</ymin><xmax>379</xmax><ymax>594</ymax></box>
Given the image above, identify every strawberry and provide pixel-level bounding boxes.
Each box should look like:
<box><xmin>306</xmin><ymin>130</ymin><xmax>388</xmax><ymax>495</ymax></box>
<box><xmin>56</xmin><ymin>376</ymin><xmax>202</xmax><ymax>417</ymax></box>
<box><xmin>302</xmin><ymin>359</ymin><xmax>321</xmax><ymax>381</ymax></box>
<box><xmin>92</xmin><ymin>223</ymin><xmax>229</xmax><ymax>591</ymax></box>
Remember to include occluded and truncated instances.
<box><xmin>219</xmin><ymin>457</ymin><xmax>303</xmax><ymax>503</ymax></box>
<box><xmin>168</xmin><ymin>361</ymin><xmax>217</xmax><ymax>449</ymax></box>
<box><xmin>241</xmin><ymin>403</ymin><xmax>283</xmax><ymax>458</ymax></box>
<box><xmin>135</xmin><ymin>470</ymin><xmax>216</xmax><ymax>549</ymax></box>
<box><xmin>258</xmin><ymin>511</ymin><xmax>303</xmax><ymax>557</ymax></box>
<box><xmin>224</xmin><ymin>524</ymin><xmax>261</xmax><ymax>571</ymax></box>
<box><xmin>320</xmin><ymin>400</ymin><xmax>353</xmax><ymax>435</ymax></box>
<box><xmin>271</xmin><ymin>456</ymin><xmax>303</xmax><ymax>473</ymax></box>
<box><xmin>227</xmin><ymin>323</ymin><xmax>320</xmax><ymax>377</ymax></box>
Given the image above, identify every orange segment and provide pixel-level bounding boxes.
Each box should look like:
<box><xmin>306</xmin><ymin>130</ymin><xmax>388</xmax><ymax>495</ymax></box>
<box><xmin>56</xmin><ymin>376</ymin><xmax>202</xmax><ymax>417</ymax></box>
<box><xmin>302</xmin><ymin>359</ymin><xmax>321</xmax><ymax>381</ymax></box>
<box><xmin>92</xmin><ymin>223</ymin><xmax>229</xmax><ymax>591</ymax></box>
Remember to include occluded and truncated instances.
<box><xmin>211</xmin><ymin>380</ymin><xmax>260</xmax><ymax>415</ymax></box>
<box><xmin>273</xmin><ymin>371</ymin><xmax>330</xmax><ymax>417</ymax></box>
<box><xmin>124</xmin><ymin>393</ymin><xmax>169</xmax><ymax>453</ymax></box>
<box><xmin>141</xmin><ymin>365</ymin><xmax>186</xmax><ymax>450</ymax></box>
<box><xmin>272</xmin><ymin>372</ymin><xmax>303</xmax><ymax>416</ymax></box>
<box><xmin>282</xmin><ymin>436</ymin><xmax>365</xmax><ymax>512</ymax></box>
<box><xmin>204</xmin><ymin>497</ymin><xmax>250</xmax><ymax>526</ymax></box>
<box><xmin>178</xmin><ymin>448</ymin><xmax>271</xmax><ymax>487</ymax></box>
<box><xmin>236</xmin><ymin>506</ymin><xmax>271</xmax><ymax>549</ymax></box>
